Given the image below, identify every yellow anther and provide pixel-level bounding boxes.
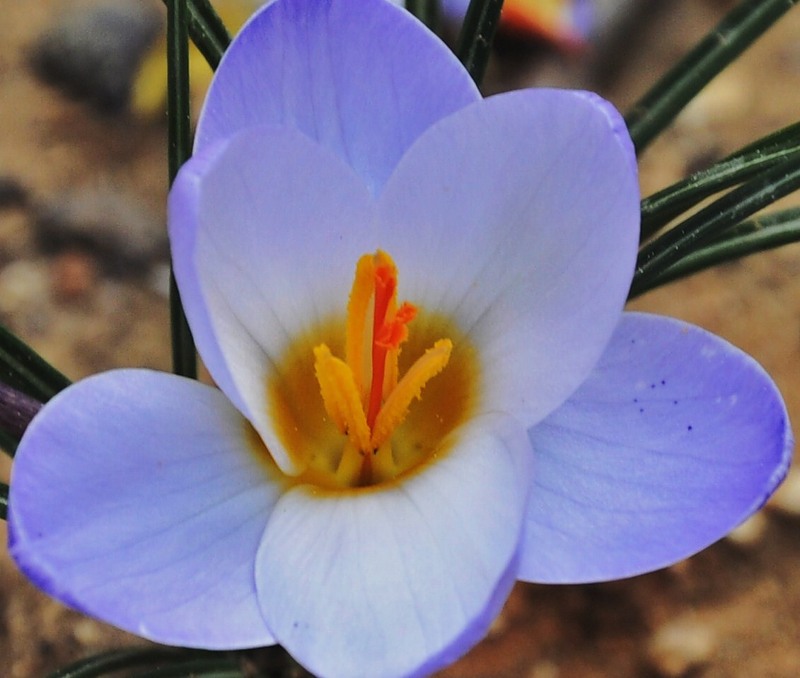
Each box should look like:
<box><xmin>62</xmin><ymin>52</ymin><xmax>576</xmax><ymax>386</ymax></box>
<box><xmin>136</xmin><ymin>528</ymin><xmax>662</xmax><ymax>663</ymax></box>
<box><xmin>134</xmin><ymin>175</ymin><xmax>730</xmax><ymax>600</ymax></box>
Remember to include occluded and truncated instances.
<box><xmin>313</xmin><ymin>344</ymin><xmax>372</xmax><ymax>452</ymax></box>
<box><xmin>370</xmin><ymin>339</ymin><xmax>453</xmax><ymax>450</ymax></box>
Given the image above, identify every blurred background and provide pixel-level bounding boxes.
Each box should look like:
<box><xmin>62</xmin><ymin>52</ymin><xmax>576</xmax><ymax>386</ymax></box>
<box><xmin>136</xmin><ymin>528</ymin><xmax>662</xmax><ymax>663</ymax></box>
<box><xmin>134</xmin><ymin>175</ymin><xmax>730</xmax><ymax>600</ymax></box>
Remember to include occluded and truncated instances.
<box><xmin>1</xmin><ymin>1</ymin><xmax>799</xmax><ymax>676</ymax></box>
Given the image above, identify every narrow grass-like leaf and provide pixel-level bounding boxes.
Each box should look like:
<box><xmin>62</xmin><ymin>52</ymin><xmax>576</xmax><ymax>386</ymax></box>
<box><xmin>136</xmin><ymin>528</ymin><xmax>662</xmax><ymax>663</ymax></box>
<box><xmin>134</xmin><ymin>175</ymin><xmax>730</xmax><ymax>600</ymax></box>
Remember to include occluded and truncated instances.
<box><xmin>133</xmin><ymin>672</ymin><xmax>241</xmax><ymax>678</ymax></box>
<box><xmin>456</xmin><ymin>0</ymin><xmax>504</xmax><ymax>85</ymax></box>
<box><xmin>47</xmin><ymin>648</ymin><xmax>224</xmax><ymax>678</ymax></box>
<box><xmin>1</xmin><ymin>482</ymin><xmax>8</xmax><ymax>521</ymax></box>
<box><xmin>188</xmin><ymin>0</ymin><xmax>231</xmax><ymax>51</ymax></box>
<box><xmin>0</xmin><ymin>382</ymin><xmax>42</xmax><ymax>456</ymax></box>
<box><xmin>625</xmin><ymin>0</ymin><xmax>799</xmax><ymax>153</ymax></box>
<box><xmin>130</xmin><ymin>658</ymin><xmax>243</xmax><ymax>678</ymax></box>
<box><xmin>641</xmin><ymin>124</ymin><xmax>800</xmax><ymax>240</ymax></box>
<box><xmin>162</xmin><ymin>0</ymin><xmax>229</xmax><ymax>69</ymax></box>
<box><xmin>0</xmin><ymin>430</ymin><xmax>18</xmax><ymax>458</ymax></box>
<box><xmin>631</xmin><ymin>150</ymin><xmax>800</xmax><ymax>296</ymax></box>
<box><xmin>0</xmin><ymin>324</ymin><xmax>70</xmax><ymax>402</ymax></box>
<box><xmin>631</xmin><ymin>208</ymin><xmax>800</xmax><ymax>297</ymax></box>
<box><xmin>167</xmin><ymin>0</ymin><xmax>198</xmax><ymax>379</ymax></box>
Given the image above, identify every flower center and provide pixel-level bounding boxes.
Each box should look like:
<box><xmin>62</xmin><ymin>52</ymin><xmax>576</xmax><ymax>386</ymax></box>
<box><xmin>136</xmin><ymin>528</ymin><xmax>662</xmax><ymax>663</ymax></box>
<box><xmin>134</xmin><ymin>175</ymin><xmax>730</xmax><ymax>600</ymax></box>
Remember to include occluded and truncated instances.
<box><xmin>267</xmin><ymin>251</ymin><xmax>478</xmax><ymax>491</ymax></box>
<box><xmin>313</xmin><ymin>250</ymin><xmax>452</xmax><ymax>486</ymax></box>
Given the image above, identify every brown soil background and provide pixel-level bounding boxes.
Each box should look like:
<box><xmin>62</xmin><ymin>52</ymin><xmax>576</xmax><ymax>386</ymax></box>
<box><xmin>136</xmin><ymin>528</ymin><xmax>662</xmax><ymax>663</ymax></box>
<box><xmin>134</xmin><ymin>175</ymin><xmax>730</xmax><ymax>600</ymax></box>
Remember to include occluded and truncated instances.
<box><xmin>1</xmin><ymin>1</ymin><xmax>800</xmax><ymax>676</ymax></box>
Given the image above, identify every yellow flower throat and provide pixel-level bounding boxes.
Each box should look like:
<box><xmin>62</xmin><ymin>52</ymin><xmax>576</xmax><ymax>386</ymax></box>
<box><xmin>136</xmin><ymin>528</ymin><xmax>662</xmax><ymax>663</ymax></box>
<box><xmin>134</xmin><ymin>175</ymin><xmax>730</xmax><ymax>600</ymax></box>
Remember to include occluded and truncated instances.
<box><xmin>267</xmin><ymin>251</ymin><xmax>477</xmax><ymax>490</ymax></box>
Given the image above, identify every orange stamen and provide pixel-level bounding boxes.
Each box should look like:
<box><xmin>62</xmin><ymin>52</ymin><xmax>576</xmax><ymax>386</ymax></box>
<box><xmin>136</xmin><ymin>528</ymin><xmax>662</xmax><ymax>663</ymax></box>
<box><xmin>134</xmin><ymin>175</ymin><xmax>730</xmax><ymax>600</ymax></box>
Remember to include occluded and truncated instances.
<box><xmin>345</xmin><ymin>254</ymin><xmax>377</xmax><ymax>397</ymax></box>
<box><xmin>375</xmin><ymin>302</ymin><xmax>417</xmax><ymax>349</ymax></box>
<box><xmin>367</xmin><ymin>262</ymin><xmax>397</xmax><ymax>429</ymax></box>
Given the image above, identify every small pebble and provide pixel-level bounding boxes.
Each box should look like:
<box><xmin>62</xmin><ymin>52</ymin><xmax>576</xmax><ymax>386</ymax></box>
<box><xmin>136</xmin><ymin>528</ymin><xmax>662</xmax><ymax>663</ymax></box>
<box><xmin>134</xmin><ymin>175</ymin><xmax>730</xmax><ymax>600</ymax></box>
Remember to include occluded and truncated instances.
<box><xmin>51</xmin><ymin>249</ymin><xmax>98</xmax><ymax>300</ymax></box>
<box><xmin>645</xmin><ymin>614</ymin><xmax>716</xmax><ymax>678</ymax></box>
<box><xmin>72</xmin><ymin>618</ymin><xmax>104</xmax><ymax>646</ymax></box>
<box><xmin>0</xmin><ymin>259</ymin><xmax>51</xmax><ymax>316</ymax></box>
<box><xmin>527</xmin><ymin>661</ymin><xmax>559</xmax><ymax>678</ymax></box>
<box><xmin>768</xmin><ymin>468</ymin><xmax>800</xmax><ymax>517</ymax></box>
<box><xmin>487</xmin><ymin>608</ymin><xmax>509</xmax><ymax>637</ymax></box>
<box><xmin>0</xmin><ymin>210</ymin><xmax>35</xmax><ymax>260</ymax></box>
<box><xmin>147</xmin><ymin>262</ymin><xmax>173</xmax><ymax>299</ymax></box>
<box><xmin>34</xmin><ymin>185</ymin><xmax>167</xmax><ymax>275</ymax></box>
<box><xmin>28</xmin><ymin>0</ymin><xmax>162</xmax><ymax>112</ymax></box>
<box><xmin>677</xmin><ymin>70</ymin><xmax>751</xmax><ymax>130</ymax></box>
<box><xmin>725</xmin><ymin>511</ymin><xmax>768</xmax><ymax>547</ymax></box>
<box><xmin>0</xmin><ymin>175</ymin><xmax>28</xmax><ymax>209</ymax></box>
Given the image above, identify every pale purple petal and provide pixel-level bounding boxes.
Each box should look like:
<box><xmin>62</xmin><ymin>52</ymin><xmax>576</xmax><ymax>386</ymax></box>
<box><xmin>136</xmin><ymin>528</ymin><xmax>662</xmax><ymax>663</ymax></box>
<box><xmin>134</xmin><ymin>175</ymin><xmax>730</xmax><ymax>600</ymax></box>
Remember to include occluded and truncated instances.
<box><xmin>9</xmin><ymin>370</ymin><xmax>279</xmax><ymax>649</ymax></box>
<box><xmin>255</xmin><ymin>415</ymin><xmax>532</xmax><ymax>678</ymax></box>
<box><xmin>196</xmin><ymin>0</ymin><xmax>480</xmax><ymax>194</ymax></box>
<box><xmin>378</xmin><ymin>89</ymin><xmax>639</xmax><ymax>428</ymax></box>
<box><xmin>169</xmin><ymin>140</ymin><xmax>244</xmax><ymax>415</ymax></box>
<box><xmin>519</xmin><ymin>312</ymin><xmax>792</xmax><ymax>583</ymax></box>
<box><xmin>169</xmin><ymin>125</ymin><xmax>377</xmax><ymax>472</ymax></box>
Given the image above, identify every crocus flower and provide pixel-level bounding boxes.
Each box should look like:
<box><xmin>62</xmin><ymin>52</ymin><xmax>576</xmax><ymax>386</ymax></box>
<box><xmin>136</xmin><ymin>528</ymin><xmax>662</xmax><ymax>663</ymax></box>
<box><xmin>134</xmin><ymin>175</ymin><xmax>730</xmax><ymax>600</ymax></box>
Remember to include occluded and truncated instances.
<box><xmin>8</xmin><ymin>1</ymin><xmax>792</xmax><ymax>677</ymax></box>
<box><xmin>438</xmin><ymin>0</ymin><xmax>592</xmax><ymax>45</ymax></box>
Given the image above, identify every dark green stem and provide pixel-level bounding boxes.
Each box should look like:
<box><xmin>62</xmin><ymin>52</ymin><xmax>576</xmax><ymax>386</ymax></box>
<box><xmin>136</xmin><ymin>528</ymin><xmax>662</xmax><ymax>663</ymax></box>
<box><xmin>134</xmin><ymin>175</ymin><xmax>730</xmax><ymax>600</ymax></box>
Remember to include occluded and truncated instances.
<box><xmin>625</xmin><ymin>0</ymin><xmax>799</xmax><ymax>153</ymax></box>
<box><xmin>1</xmin><ymin>482</ymin><xmax>8</xmax><ymax>521</ymax></box>
<box><xmin>631</xmin><ymin>149</ymin><xmax>800</xmax><ymax>296</ymax></box>
<box><xmin>630</xmin><ymin>208</ymin><xmax>800</xmax><ymax>297</ymax></box>
<box><xmin>167</xmin><ymin>0</ymin><xmax>197</xmax><ymax>379</ymax></box>
<box><xmin>456</xmin><ymin>0</ymin><xmax>504</xmax><ymax>85</ymax></box>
